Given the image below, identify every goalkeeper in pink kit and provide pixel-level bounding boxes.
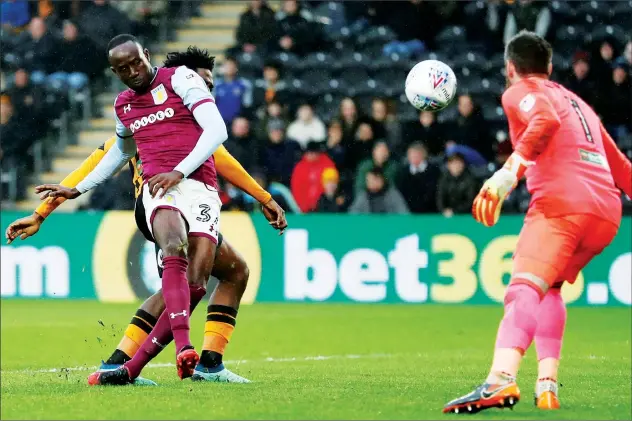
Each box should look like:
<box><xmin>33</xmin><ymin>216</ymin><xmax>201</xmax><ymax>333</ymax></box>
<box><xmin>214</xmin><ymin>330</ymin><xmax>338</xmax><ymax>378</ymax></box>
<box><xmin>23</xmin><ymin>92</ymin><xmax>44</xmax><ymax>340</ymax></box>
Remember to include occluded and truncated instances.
<box><xmin>443</xmin><ymin>31</ymin><xmax>632</xmax><ymax>414</ymax></box>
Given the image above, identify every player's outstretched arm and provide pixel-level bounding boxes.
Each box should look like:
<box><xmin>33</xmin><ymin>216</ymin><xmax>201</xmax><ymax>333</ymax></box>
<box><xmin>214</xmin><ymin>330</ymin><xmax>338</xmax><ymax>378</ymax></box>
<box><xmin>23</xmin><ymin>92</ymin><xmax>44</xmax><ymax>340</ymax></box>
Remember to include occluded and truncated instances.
<box><xmin>601</xmin><ymin>123</ymin><xmax>632</xmax><ymax>198</ymax></box>
<box><xmin>6</xmin><ymin>138</ymin><xmax>117</xmax><ymax>244</ymax></box>
<box><xmin>36</xmin><ymin>135</ymin><xmax>136</xmax><ymax>200</ymax></box>
<box><xmin>214</xmin><ymin>145</ymin><xmax>287</xmax><ymax>233</ymax></box>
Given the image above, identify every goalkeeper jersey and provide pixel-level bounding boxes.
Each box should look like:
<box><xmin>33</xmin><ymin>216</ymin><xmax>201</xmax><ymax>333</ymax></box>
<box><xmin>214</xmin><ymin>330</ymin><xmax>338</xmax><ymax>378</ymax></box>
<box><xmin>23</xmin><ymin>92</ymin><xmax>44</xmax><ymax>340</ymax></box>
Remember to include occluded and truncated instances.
<box><xmin>502</xmin><ymin>77</ymin><xmax>631</xmax><ymax>224</ymax></box>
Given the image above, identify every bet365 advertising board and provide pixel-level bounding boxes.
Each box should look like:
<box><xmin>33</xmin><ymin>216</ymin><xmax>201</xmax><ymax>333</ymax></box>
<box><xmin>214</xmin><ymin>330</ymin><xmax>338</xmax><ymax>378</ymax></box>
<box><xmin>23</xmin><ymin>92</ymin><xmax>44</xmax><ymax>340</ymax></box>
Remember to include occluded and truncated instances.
<box><xmin>1</xmin><ymin>211</ymin><xmax>630</xmax><ymax>306</ymax></box>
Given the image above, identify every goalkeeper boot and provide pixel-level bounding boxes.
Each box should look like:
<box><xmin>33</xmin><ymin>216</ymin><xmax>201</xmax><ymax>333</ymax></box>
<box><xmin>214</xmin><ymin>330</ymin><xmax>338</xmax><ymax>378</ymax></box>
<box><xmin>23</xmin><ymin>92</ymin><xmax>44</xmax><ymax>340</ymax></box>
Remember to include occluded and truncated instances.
<box><xmin>443</xmin><ymin>381</ymin><xmax>520</xmax><ymax>414</ymax></box>
<box><xmin>191</xmin><ymin>363</ymin><xmax>251</xmax><ymax>383</ymax></box>
<box><xmin>97</xmin><ymin>361</ymin><xmax>157</xmax><ymax>386</ymax></box>
<box><xmin>535</xmin><ymin>378</ymin><xmax>560</xmax><ymax>410</ymax></box>
<box><xmin>88</xmin><ymin>366</ymin><xmax>134</xmax><ymax>386</ymax></box>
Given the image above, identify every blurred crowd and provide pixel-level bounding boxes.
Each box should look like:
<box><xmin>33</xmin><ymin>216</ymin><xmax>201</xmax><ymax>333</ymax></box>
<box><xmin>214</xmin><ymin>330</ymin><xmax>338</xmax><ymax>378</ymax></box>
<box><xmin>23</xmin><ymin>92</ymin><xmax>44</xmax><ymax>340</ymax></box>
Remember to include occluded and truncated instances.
<box><xmin>1</xmin><ymin>0</ymin><xmax>631</xmax><ymax>216</ymax></box>
<box><xmin>215</xmin><ymin>0</ymin><xmax>631</xmax><ymax>216</ymax></box>
<box><xmin>0</xmin><ymin>0</ymin><xmax>179</xmax><ymax>200</ymax></box>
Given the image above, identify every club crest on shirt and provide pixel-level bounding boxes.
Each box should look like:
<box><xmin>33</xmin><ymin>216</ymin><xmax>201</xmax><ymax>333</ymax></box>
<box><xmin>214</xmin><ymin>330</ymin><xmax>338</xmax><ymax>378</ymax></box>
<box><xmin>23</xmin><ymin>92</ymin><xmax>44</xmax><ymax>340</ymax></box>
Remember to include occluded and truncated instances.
<box><xmin>151</xmin><ymin>84</ymin><xmax>168</xmax><ymax>105</ymax></box>
<box><xmin>519</xmin><ymin>94</ymin><xmax>536</xmax><ymax>113</ymax></box>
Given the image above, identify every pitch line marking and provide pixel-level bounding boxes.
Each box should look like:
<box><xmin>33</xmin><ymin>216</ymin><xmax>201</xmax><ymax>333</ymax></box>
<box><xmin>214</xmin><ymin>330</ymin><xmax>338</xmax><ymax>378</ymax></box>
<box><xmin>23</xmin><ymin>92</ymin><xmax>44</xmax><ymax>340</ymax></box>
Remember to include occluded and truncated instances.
<box><xmin>2</xmin><ymin>353</ymin><xmax>396</xmax><ymax>374</ymax></box>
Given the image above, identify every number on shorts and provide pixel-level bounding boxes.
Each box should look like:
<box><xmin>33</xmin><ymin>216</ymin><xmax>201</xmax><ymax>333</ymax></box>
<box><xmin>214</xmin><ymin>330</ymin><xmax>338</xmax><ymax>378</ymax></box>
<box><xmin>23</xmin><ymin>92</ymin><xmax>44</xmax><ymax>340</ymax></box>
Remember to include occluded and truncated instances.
<box><xmin>197</xmin><ymin>204</ymin><xmax>211</xmax><ymax>222</ymax></box>
<box><xmin>568</xmin><ymin>97</ymin><xmax>594</xmax><ymax>143</ymax></box>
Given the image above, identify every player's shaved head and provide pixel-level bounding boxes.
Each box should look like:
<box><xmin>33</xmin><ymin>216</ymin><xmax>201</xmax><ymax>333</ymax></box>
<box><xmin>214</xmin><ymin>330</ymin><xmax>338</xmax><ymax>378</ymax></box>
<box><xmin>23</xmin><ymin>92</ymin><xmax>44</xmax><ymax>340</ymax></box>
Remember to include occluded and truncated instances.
<box><xmin>107</xmin><ymin>34</ymin><xmax>154</xmax><ymax>91</ymax></box>
<box><xmin>505</xmin><ymin>30</ymin><xmax>553</xmax><ymax>76</ymax></box>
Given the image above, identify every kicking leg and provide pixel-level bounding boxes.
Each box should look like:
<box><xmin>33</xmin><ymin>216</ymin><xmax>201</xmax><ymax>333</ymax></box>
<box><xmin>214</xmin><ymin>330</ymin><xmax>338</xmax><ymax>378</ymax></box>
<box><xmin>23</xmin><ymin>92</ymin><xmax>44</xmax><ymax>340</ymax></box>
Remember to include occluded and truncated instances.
<box><xmin>193</xmin><ymin>238</ymin><xmax>251</xmax><ymax>383</ymax></box>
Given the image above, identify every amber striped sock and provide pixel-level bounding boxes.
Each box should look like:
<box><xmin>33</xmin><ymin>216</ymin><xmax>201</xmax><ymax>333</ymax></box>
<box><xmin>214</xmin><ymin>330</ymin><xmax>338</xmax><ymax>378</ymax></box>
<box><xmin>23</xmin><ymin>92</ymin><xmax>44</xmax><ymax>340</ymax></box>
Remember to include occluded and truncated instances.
<box><xmin>105</xmin><ymin>309</ymin><xmax>157</xmax><ymax>365</ymax></box>
<box><xmin>199</xmin><ymin>305</ymin><xmax>237</xmax><ymax>368</ymax></box>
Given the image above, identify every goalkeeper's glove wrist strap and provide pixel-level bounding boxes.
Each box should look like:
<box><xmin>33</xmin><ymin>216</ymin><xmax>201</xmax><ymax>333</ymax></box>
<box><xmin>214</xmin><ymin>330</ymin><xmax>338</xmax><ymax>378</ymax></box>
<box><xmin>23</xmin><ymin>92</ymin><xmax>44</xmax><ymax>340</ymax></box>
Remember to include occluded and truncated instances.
<box><xmin>503</xmin><ymin>152</ymin><xmax>534</xmax><ymax>180</ymax></box>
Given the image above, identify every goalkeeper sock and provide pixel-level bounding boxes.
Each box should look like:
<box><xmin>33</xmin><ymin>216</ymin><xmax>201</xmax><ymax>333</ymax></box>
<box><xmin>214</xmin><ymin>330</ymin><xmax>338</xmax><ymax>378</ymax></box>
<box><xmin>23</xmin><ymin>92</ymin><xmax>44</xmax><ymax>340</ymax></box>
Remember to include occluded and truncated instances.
<box><xmin>535</xmin><ymin>288</ymin><xmax>566</xmax><ymax>361</ymax></box>
<box><xmin>106</xmin><ymin>309</ymin><xmax>157</xmax><ymax>365</ymax></box>
<box><xmin>487</xmin><ymin>283</ymin><xmax>541</xmax><ymax>381</ymax></box>
<box><xmin>200</xmin><ymin>305</ymin><xmax>237</xmax><ymax>368</ymax></box>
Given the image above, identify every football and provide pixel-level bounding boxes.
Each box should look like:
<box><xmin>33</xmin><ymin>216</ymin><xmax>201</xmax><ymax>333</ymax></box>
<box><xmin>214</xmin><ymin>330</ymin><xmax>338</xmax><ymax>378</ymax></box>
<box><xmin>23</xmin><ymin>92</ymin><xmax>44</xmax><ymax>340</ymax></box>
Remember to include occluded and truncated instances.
<box><xmin>405</xmin><ymin>59</ymin><xmax>457</xmax><ymax>112</ymax></box>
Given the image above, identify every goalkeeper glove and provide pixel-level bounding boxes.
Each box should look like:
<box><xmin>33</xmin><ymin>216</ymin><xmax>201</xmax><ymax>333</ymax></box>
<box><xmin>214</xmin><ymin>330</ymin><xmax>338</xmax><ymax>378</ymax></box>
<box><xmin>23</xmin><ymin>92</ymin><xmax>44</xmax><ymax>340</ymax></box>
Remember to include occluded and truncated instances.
<box><xmin>472</xmin><ymin>153</ymin><xmax>533</xmax><ymax>227</ymax></box>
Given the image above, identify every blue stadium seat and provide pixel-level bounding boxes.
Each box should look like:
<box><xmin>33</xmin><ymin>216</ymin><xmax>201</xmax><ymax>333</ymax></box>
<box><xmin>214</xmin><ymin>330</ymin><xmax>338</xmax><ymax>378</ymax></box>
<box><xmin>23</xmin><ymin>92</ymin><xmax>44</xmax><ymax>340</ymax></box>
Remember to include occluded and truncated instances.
<box><xmin>549</xmin><ymin>1</ymin><xmax>579</xmax><ymax>24</ymax></box>
<box><xmin>338</xmin><ymin>68</ymin><xmax>371</xmax><ymax>85</ymax></box>
<box><xmin>235</xmin><ymin>52</ymin><xmax>263</xmax><ymax>72</ymax></box>
<box><xmin>357</xmin><ymin>25</ymin><xmax>397</xmax><ymax>47</ymax></box>
<box><xmin>451</xmin><ymin>51</ymin><xmax>489</xmax><ymax>72</ymax></box>
<box><xmin>295</xmin><ymin>51</ymin><xmax>336</xmax><ymax>72</ymax></box>
<box><xmin>611</xmin><ymin>2</ymin><xmax>632</xmax><ymax>28</ymax></box>
<box><xmin>268</xmin><ymin>52</ymin><xmax>301</xmax><ymax>72</ymax></box>
<box><xmin>333</xmin><ymin>52</ymin><xmax>371</xmax><ymax>72</ymax></box>
<box><xmin>435</xmin><ymin>26</ymin><xmax>467</xmax><ymax>47</ymax></box>
<box><xmin>576</xmin><ymin>1</ymin><xmax>613</xmax><ymax>23</ymax></box>
<box><xmin>299</xmin><ymin>69</ymin><xmax>333</xmax><ymax>86</ymax></box>
<box><xmin>586</xmin><ymin>25</ymin><xmax>629</xmax><ymax>48</ymax></box>
<box><xmin>482</xmin><ymin>105</ymin><xmax>506</xmax><ymax>123</ymax></box>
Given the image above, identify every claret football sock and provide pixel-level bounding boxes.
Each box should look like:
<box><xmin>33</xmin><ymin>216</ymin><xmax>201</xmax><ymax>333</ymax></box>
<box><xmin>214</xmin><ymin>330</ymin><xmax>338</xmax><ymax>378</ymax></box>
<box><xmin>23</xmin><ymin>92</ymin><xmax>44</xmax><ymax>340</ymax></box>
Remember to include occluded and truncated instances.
<box><xmin>106</xmin><ymin>309</ymin><xmax>157</xmax><ymax>364</ymax></box>
<box><xmin>200</xmin><ymin>304</ymin><xmax>237</xmax><ymax>368</ymax></box>
<box><xmin>161</xmin><ymin>256</ymin><xmax>192</xmax><ymax>353</ymax></box>
<box><xmin>124</xmin><ymin>285</ymin><xmax>206</xmax><ymax>380</ymax></box>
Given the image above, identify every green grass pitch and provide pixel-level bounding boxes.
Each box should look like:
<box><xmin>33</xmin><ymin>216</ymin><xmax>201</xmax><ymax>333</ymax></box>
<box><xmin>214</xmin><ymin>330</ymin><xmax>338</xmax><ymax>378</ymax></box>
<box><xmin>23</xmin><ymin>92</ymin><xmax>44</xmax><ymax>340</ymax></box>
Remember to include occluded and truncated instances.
<box><xmin>1</xmin><ymin>300</ymin><xmax>630</xmax><ymax>420</ymax></box>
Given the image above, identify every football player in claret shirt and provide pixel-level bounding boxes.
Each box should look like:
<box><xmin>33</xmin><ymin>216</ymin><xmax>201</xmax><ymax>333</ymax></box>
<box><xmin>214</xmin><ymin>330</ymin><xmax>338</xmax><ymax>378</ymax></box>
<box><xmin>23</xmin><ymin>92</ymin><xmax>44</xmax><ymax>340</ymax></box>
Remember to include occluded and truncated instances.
<box><xmin>7</xmin><ymin>46</ymin><xmax>288</xmax><ymax>385</ymax></box>
<box><xmin>34</xmin><ymin>35</ymin><xmax>276</xmax><ymax>385</ymax></box>
<box><xmin>444</xmin><ymin>31</ymin><xmax>631</xmax><ymax>414</ymax></box>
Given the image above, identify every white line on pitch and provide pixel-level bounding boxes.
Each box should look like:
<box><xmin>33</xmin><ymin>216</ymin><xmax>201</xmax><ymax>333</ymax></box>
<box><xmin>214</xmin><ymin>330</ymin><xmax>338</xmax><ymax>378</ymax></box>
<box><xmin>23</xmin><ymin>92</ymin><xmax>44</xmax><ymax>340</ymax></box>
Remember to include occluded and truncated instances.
<box><xmin>2</xmin><ymin>353</ymin><xmax>395</xmax><ymax>375</ymax></box>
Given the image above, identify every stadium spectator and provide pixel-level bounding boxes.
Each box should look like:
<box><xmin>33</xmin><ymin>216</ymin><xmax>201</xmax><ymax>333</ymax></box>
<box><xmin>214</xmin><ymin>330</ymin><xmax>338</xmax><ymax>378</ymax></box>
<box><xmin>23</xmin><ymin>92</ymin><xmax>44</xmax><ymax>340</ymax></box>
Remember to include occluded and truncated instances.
<box><xmin>370</xmin><ymin>98</ymin><xmax>401</xmax><ymax>152</ymax></box>
<box><xmin>46</xmin><ymin>20</ymin><xmax>96</xmax><ymax>90</ymax></box>
<box><xmin>396</xmin><ymin>142</ymin><xmax>440</xmax><ymax>213</ymax></box>
<box><xmin>235</xmin><ymin>0</ymin><xmax>278</xmax><ymax>54</ymax></box>
<box><xmin>286</xmin><ymin>102</ymin><xmax>326</xmax><ymax>148</ymax></box>
<box><xmin>14</xmin><ymin>17</ymin><xmax>58</xmax><ymax>80</ymax></box>
<box><xmin>254</xmin><ymin>99</ymin><xmax>288</xmax><ymax>141</ymax></box>
<box><xmin>325</xmin><ymin>119</ymin><xmax>345</xmax><ymax>169</ymax></box>
<box><xmin>354</xmin><ymin>141</ymin><xmax>398</xmax><ymax>197</ymax></box>
<box><xmin>624</xmin><ymin>41</ymin><xmax>632</xmax><ymax>67</ymax></box>
<box><xmin>503</xmin><ymin>0</ymin><xmax>551</xmax><ymax>45</ymax></box>
<box><xmin>348</xmin><ymin>166</ymin><xmax>409</xmax><ymax>214</ymax></box>
<box><xmin>253</xmin><ymin>60</ymin><xmax>287</xmax><ymax>108</ymax></box>
<box><xmin>402</xmin><ymin>110</ymin><xmax>445</xmax><ymax>156</ymax></box>
<box><xmin>346</xmin><ymin>121</ymin><xmax>376</xmax><ymax>173</ymax></box>
<box><xmin>338</xmin><ymin>97</ymin><xmax>362</xmax><ymax>144</ymax></box>
<box><xmin>316</xmin><ymin>167</ymin><xmax>348</xmax><ymax>212</ymax></box>
<box><xmin>1</xmin><ymin>0</ymin><xmax>30</xmax><ymax>30</ymax></box>
<box><xmin>224</xmin><ymin>117</ymin><xmax>258</xmax><ymax>172</ymax></box>
<box><xmin>445</xmin><ymin>94</ymin><xmax>492</xmax><ymax>161</ymax></box>
<box><xmin>215</xmin><ymin>56</ymin><xmax>253</xmax><ymax>124</ymax></box>
<box><xmin>78</xmin><ymin>0</ymin><xmax>131</xmax><ymax>52</ymax></box>
<box><xmin>8</xmin><ymin>69</ymin><xmax>47</xmax><ymax>128</ymax></box>
<box><xmin>383</xmin><ymin>0</ymin><xmax>438</xmax><ymax>57</ymax></box>
<box><xmin>563</xmin><ymin>51</ymin><xmax>595</xmax><ymax>107</ymax></box>
<box><xmin>436</xmin><ymin>151</ymin><xmax>477</xmax><ymax>217</ymax></box>
<box><xmin>275</xmin><ymin>0</ymin><xmax>316</xmax><ymax>56</ymax></box>
<box><xmin>261</xmin><ymin>119</ymin><xmax>301</xmax><ymax>185</ymax></box>
<box><xmin>111</xmin><ymin>0</ymin><xmax>166</xmax><ymax>40</ymax></box>
<box><xmin>591</xmin><ymin>39</ymin><xmax>617</xmax><ymax>91</ymax></box>
<box><xmin>600</xmin><ymin>58</ymin><xmax>631</xmax><ymax>140</ymax></box>
<box><xmin>291</xmin><ymin>141</ymin><xmax>336</xmax><ymax>212</ymax></box>
<box><xmin>0</xmin><ymin>93</ymin><xmax>41</xmax><ymax>173</ymax></box>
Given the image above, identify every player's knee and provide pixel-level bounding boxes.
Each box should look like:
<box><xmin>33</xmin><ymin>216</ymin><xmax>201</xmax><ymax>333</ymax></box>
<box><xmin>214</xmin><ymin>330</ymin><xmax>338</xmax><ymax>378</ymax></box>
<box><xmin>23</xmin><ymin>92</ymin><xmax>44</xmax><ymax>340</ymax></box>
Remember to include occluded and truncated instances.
<box><xmin>161</xmin><ymin>237</ymin><xmax>188</xmax><ymax>258</ymax></box>
<box><xmin>223</xmin><ymin>259</ymin><xmax>249</xmax><ymax>294</ymax></box>
<box><xmin>187</xmin><ymin>266</ymin><xmax>208</xmax><ymax>289</ymax></box>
